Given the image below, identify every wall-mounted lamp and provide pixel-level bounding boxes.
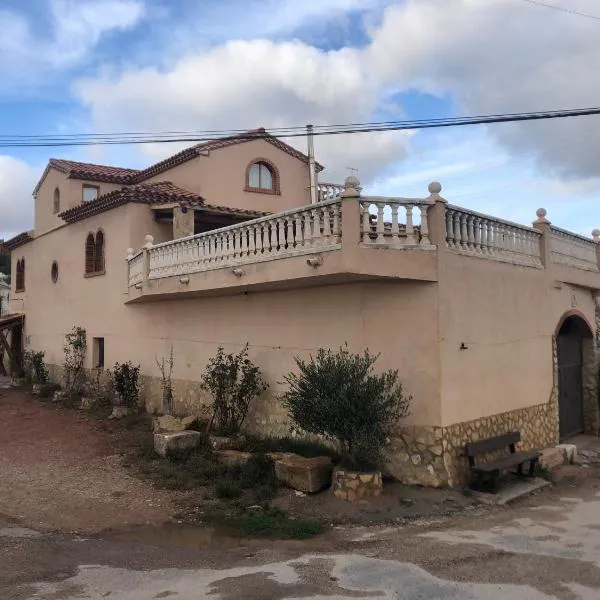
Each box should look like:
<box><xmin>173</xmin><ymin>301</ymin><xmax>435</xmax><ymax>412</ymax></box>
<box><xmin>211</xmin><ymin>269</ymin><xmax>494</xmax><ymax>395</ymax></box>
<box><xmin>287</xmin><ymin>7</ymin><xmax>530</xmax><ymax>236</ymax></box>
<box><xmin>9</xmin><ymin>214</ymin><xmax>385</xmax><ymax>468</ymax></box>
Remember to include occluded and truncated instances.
<box><xmin>459</xmin><ymin>342</ymin><xmax>468</xmax><ymax>350</ymax></box>
<box><xmin>232</xmin><ymin>267</ymin><xmax>244</xmax><ymax>277</ymax></box>
<box><xmin>179</xmin><ymin>275</ymin><xmax>190</xmax><ymax>285</ymax></box>
<box><xmin>306</xmin><ymin>255</ymin><xmax>324</xmax><ymax>268</ymax></box>
<box><xmin>134</xmin><ymin>282</ymin><xmax>143</xmax><ymax>290</ymax></box>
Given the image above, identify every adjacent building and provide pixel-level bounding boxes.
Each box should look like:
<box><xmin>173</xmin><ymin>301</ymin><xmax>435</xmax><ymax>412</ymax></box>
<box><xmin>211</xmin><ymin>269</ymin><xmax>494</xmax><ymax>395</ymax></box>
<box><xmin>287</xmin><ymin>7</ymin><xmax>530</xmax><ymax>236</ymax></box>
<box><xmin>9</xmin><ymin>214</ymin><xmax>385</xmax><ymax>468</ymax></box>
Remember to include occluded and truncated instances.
<box><xmin>3</xmin><ymin>128</ymin><xmax>600</xmax><ymax>487</ymax></box>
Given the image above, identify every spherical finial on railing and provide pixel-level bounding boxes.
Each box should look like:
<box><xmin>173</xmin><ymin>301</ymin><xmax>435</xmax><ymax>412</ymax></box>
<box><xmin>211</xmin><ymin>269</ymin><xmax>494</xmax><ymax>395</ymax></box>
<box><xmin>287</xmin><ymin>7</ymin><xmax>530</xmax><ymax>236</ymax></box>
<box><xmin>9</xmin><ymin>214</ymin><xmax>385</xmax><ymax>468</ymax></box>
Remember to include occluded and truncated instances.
<box><xmin>534</xmin><ymin>208</ymin><xmax>550</xmax><ymax>225</ymax></box>
<box><xmin>592</xmin><ymin>229</ymin><xmax>600</xmax><ymax>243</ymax></box>
<box><xmin>126</xmin><ymin>247</ymin><xmax>134</xmax><ymax>259</ymax></box>
<box><xmin>345</xmin><ymin>174</ymin><xmax>360</xmax><ymax>190</ymax></box>
<box><xmin>144</xmin><ymin>234</ymin><xmax>154</xmax><ymax>249</ymax></box>
<box><xmin>428</xmin><ymin>181</ymin><xmax>442</xmax><ymax>195</ymax></box>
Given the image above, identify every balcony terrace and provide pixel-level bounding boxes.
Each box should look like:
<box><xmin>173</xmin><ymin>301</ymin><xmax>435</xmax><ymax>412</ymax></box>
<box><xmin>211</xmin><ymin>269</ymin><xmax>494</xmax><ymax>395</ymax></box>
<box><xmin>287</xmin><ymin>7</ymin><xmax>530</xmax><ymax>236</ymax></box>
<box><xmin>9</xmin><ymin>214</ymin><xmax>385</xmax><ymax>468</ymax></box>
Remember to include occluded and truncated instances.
<box><xmin>125</xmin><ymin>178</ymin><xmax>600</xmax><ymax>302</ymax></box>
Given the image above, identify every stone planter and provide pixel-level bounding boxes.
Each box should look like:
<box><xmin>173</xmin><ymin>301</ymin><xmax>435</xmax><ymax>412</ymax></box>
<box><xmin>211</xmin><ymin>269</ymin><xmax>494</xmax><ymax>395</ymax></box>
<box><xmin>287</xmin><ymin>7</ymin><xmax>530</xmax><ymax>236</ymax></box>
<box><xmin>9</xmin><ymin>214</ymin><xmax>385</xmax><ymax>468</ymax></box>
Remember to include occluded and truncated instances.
<box><xmin>52</xmin><ymin>390</ymin><xmax>68</xmax><ymax>403</ymax></box>
<box><xmin>332</xmin><ymin>468</ymin><xmax>383</xmax><ymax>501</ymax></box>
<box><xmin>37</xmin><ymin>383</ymin><xmax>58</xmax><ymax>398</ymax></box>
<box><xmin>32</xmin><ymin>383</ymin><xmax>41</xmax><ymax>396</ymax></box>
<box><xmin>274</xmin><ymin>456</ymin><xmax>334</xmax><ymax>493</ymax></box>
<box><xmin>209</xmin><ymin>435</ymin><xmax>246</xmax><ymax>451</ymax></box>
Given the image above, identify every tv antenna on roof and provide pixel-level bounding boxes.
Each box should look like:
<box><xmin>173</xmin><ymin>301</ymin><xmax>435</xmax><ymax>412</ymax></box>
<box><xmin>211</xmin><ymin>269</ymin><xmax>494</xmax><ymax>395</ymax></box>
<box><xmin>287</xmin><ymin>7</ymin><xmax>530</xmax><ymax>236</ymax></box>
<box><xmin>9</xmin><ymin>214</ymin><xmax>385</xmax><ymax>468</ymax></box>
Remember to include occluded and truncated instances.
<box><xmin>347</xmin><ymin>167</ymin><xmax>359</xmax><ymax>176</ymax></box>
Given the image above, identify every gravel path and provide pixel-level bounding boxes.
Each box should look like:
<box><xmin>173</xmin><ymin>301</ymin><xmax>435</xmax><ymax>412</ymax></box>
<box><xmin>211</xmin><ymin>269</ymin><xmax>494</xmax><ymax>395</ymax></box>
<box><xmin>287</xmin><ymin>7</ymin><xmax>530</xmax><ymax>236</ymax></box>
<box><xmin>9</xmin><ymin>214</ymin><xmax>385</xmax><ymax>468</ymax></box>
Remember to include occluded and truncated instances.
<box><xmin>0</xmin><ymin>389</ymin><xmax>178</xmax><ymax>533</ymax></box>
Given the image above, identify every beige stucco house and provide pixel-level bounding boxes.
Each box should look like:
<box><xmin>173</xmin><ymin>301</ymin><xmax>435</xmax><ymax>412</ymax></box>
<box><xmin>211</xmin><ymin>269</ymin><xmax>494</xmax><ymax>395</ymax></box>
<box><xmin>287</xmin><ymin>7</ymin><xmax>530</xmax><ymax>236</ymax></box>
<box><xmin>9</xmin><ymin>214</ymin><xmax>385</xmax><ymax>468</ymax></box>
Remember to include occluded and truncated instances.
<box><xmin>3</xmin><ymin>128</ymin><xmax>600</xmax><ymax>487</ymax></box>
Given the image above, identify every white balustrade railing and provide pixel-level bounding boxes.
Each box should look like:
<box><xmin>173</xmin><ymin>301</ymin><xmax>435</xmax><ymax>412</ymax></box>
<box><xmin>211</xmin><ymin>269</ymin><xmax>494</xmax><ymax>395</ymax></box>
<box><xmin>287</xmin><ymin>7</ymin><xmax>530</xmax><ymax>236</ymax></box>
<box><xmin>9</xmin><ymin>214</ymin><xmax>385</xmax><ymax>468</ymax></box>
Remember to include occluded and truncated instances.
<box><xmin>445</xmin><ymin>205</ymin><xmax>542</xmax><ymax>267</ymax></box>
<box><xmin>318</xmin><ymin>182</ymin><xmax>345</xmax><ymax>202</ymax></box>
<box><xmin>550</xmin><ymin>227</ymin><xmax>598</xmax><ymax>271</ymax></box>
<box><xmin>143</xmin><ymin>199</ymin><xmax>342</xmax><ymax>281</ymax></box>
<box><xmin>359</xmin><ymin>197</ymin><xmax>434</xmax><ymax>247</ymax></box>
<box><xmin>128</xmin><ymin>251</ymin><xmax>144</xmax><ymax>285</ymax></box>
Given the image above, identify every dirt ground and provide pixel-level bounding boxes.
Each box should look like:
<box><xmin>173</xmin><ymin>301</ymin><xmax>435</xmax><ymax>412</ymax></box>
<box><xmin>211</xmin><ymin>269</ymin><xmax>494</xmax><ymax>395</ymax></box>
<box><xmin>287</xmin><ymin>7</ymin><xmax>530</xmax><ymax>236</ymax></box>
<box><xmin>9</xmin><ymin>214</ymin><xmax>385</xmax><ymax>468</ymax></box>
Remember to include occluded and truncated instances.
<box><xmin>0</xmin><ymin>388</ymin><xmax>181</xmax><ymax>533</ymax></box>
<box><xmin>0</xmin><ymin>388</ymin><xmax>478</xmax><ymax>534</ymax></box>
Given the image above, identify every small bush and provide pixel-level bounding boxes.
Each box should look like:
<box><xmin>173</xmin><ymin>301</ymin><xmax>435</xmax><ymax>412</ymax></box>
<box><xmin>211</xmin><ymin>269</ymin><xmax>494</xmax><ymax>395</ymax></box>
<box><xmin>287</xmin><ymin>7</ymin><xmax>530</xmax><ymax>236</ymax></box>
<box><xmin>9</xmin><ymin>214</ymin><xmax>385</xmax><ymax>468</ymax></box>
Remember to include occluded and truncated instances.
<box><xmin>202</xmin><ymin>344</ymin><xmax>268</xmax><ymax>436</ymax></box>
<box><xmin>281</xmin><ymin>345</ymin><xmax>411</xmax><ymax>471</ymax></box>
<box><xmin>113</xmin><ymin>361</ymin><xmax>141</xmax><ymax>411</ymax></box>
<box><xmin>156</xmin><ymin>347</ymin><xmax>174</xmax><ymax>415</ymax></box>
<box><xmin>84</xmin><ymin>368</ymin><xmax>114</xmax><ymax>407</ymax></box>
<box><xmin>63</xmin><ymin>326</ymin><xmax>87</xmax><ymax>398</ymax></box>
<box><xmin>24</xmin><ymin>350</ymin><xmax>49</xmax><ymax>384</ymax></box>
<box><xmin>215</xmin><ymin>481</ymin><xmax>243</xmax><ymax>499</ymax></box>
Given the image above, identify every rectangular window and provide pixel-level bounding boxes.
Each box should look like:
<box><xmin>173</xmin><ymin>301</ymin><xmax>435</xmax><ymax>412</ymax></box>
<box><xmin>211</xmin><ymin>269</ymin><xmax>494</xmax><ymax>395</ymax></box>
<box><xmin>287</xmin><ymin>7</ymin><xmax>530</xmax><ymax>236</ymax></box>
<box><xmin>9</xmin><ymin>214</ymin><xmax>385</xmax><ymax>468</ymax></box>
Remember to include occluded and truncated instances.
<box><xmin>82</xmin><ymin>185</ymin><xmax>100</xmax><ymax>202</ymax></box>
<box><xmin>92</xmin><ymin>337</ymin><xmax>105</xmax><ymax>369</ymax></box>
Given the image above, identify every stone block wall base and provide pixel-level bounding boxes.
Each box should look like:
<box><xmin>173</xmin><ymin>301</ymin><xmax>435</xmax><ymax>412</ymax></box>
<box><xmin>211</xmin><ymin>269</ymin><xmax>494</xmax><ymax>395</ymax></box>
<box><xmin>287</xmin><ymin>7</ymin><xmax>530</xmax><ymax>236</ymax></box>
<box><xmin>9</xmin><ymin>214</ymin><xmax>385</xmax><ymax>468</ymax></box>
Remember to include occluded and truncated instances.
<box><xmin>274</xmin><ymin>456</ymin><xmax>333</xmax><ymax>493</ymax></box>
<box><xmin>389</xmin><ymin>397</ymin><xmax>559</xmax><ymax>488</ymax></box>
<box><xmin>331</xmin><ymin>469</ymin><xmax>383</xmax><ymax>501</ymax></box>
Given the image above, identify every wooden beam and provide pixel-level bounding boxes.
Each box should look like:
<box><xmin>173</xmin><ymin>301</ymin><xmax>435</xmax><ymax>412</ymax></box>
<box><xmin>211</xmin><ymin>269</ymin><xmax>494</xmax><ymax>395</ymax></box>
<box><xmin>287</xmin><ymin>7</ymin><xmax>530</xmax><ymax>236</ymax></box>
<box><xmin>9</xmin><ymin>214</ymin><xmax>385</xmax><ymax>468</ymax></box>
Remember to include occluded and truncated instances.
<box><xmin>0</xmin><ymin>329</ymin><xmax>15</xmax><ymax>370</ymax></box>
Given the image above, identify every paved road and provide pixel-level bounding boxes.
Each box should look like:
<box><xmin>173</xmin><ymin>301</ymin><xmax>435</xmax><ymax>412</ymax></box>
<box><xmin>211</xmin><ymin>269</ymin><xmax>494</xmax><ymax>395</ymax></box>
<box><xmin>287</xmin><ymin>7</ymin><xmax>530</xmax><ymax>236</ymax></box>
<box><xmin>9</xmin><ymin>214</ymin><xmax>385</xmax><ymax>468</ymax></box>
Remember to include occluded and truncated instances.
<box><xmin>4</xmin><ymin>469</ymin><xmax>600</xmax><ymax>600</ymax></box>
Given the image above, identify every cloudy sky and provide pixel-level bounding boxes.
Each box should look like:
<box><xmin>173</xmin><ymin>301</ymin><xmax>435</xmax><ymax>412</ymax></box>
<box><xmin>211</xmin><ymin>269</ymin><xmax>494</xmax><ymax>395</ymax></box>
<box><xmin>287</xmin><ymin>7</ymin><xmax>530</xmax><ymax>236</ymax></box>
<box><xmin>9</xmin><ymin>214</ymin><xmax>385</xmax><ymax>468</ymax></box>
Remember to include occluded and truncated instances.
<box><xmin>1</xmin><ymin>0</ymin><xmax>599</xmax><ymax>239</ymax></box>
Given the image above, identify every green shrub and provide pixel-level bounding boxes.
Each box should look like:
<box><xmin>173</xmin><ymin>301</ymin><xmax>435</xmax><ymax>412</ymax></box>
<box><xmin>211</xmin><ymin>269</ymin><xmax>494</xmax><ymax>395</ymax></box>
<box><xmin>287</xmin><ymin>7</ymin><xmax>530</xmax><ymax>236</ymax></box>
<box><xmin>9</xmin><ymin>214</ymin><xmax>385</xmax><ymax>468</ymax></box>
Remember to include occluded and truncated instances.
<box><xmin>24</xmin><ymin>350</ymin><xmax>49</xmax><ymax>384</ymax></box>
<box><xmin>63</xmin><ymin>326</ymin><xmax>87</xmax><ymax>398</ymax></box>
<box><xmin>202</xmin><ymin>344</ymin><xmax>268</xmax><ymax>436</ymax></box>
<box><xmin>113</xmin><ymin>361</ymin><xmax>141</xmax><ymax>411</ymax></box>
<box><xmin>215</xmin><ymin>481</ymin><xmax>243</xmax><ymax>499</ymax></box>
<box><xmin>281</xmin><ymin>345</ymin><xmax>411</xmax><ymax>471</ymax></box>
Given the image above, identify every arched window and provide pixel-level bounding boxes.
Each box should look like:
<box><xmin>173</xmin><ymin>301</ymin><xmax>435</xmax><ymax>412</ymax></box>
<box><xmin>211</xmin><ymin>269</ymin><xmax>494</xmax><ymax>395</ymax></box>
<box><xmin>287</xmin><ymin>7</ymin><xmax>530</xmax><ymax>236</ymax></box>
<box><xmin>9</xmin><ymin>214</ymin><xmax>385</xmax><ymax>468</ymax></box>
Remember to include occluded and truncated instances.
<box><xmin>245</xmin><ymin>160</ymin><xmax>279</xmax><ymax>194</ymax></box>
<box><xmin>85</xmin><ymin>230</ymin><xmax>106</xmax><ymax>276</ymax></box>
<box><xmin>53</xmin><ymin>188</ymin><xmax>60</xmax><ymax>214</ymax></box>
<box><xmin>15</xmin><ymin>258</ymin><xmax>25</xmax><ymax>292</ymax></box>
<box><xmin>95</xmin><ymin>230</ymin><xmax>105</xmax><ymax>273</ymax></box>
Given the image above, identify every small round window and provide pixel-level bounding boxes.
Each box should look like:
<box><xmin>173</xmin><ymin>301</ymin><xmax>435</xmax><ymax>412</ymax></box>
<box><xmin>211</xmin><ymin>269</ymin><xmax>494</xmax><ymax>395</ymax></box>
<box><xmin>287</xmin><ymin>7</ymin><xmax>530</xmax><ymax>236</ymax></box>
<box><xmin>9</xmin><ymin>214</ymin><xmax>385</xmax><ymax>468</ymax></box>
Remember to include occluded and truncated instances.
<box><xmin>51</xmin><ymin>261</ymin><xmax>59</xmax><ymax>283</ymax></box>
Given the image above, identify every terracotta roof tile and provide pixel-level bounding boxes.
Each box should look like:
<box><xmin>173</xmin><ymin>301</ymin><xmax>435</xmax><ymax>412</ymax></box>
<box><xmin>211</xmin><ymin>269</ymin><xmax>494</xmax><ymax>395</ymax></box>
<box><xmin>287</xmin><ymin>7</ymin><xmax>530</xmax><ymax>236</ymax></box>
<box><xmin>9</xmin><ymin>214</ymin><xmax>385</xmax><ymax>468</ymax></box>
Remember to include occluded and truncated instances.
<box><xmin>1</xmin><ymin>232</ymin><xmax>34</xmax><ymax>251</ymax></box>
<box><xmin>59</xmin><ymin>182</ymin><xmax>205</xmax><ymax>224</ymax></box>
<box><xmin>131</xmin><ymin>128</ymin><xmax>323</xmax><ymax>183</ymax></box>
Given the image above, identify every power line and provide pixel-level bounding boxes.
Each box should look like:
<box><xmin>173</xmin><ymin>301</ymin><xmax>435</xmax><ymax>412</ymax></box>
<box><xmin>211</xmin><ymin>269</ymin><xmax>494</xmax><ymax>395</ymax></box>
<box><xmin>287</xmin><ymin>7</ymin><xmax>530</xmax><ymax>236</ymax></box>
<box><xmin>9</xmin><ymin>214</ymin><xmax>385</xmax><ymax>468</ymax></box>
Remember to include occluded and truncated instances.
<box><xmin>520</xmin><ymin>0</ymin><xmax>600</xmax><ymax>21</ymax></box>
<box><xmin>0</xmin><ymin>107</ymin><xmax>598</xmax><ymax>148</ymax></box>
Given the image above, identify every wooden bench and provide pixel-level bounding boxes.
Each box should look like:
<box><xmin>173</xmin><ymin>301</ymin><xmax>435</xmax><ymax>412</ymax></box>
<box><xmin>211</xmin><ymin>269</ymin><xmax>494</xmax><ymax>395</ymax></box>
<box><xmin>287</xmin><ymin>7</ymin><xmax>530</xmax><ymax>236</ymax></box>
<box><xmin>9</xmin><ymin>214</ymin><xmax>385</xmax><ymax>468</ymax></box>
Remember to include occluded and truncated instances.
<box><xmin>465</xmin><ymin>431</ymin><xmax>541</xmax><ymax>492</ymax></box>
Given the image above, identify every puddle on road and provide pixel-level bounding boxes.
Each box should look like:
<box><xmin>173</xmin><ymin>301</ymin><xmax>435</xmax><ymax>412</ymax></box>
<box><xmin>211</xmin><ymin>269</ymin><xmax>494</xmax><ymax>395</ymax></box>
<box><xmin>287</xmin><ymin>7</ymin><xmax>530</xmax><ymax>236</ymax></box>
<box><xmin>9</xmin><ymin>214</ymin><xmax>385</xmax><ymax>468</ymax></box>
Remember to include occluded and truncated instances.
<box><xmin>27</xmin><ymin>553</ymin><xmax>584</xmax><ymax>600</ymax></box>
<box><xmin>107</xmin><ymin>522</ymin><xmax>253</xmax><ymax>551</ymax></box>
<box><xmin>0</xmin><ymin>526</ymin><xmax>43</xmax><ymax>539</ymax></box>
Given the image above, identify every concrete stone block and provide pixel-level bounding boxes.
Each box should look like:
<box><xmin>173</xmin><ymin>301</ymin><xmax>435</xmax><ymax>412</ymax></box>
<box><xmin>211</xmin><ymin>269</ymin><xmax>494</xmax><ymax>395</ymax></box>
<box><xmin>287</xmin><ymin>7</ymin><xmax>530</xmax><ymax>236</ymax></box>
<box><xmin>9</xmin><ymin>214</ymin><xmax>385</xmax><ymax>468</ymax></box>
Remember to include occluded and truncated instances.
<box><xmin>557</xmin><ymin>443</ymin><xmax>577</xmax><ymax>464</ymax></box>
<box><xmin>153</xmin><ymin>415</ymin><xmax>186</xmax><ymax>433</ymax></box>
<box><xmin>540</xmin><ymin>447</ymin><xmax>565</xmax><ymax>470</ymax></box>
<box><xmin>215</xmin><ymin>450</ymin><xmax>252</xmax><ymax>467</ymax></box>
<box><xmin>154</xmin><ymin>431</ymin><xmax>202</xmax><ymax>458</ymax></box>
<box><xmin>274</xmin><ymin>456</ymin><xmax>333</xmax><ymax>493</ymax></box>
<box><xmin>209</xmin><ymin>435</ymin><xmax>246</xmax><ymax>451</ymax></box>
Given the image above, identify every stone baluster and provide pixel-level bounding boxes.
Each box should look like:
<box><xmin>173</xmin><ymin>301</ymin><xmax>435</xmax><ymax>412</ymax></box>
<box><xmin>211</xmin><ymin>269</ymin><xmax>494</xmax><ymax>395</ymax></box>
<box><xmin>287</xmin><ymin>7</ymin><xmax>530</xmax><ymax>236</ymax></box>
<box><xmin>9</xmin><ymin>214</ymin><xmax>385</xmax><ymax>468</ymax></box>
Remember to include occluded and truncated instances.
<box><xmin>459</xmin><ymin>214</ymin><xmax>468</xmax><ymax>249</ymax></box>
<box><xmin>361</xmin><ymin>203</ymin><xmax>371</xmax><ymax>242</ymax></box>
<box><xmin>322</xmin><ymin>206</ymin><xmax>332</xmax><ymax>242</ymax></box>
<box><xmin>419</xmin><ymin>205</ymin><xmax>431</xmax><ymax>245</ymax></box>
<box><xmin>311</xmin><ymin>208</ymin><xmax>322</xmax><ymax>247</ymax></box>
<box><xmin>472</xmin><ymin>217</ymin><xmax>481</xmax><ymax>252</ymax></box>
<box><xmin>593</xmin><ymin>229</ymin><xmax>600</xmax><ymax>269</ymax></box>
<box><xmin>375</xmin><ymin>202</ymin><xmax>385</xmax><ymax>243</ymax></box>
<box><xmin>452</xmin><ymin>212</ymin><xmax>461</xmax><ymax>249</ymax></box>
<box><xmin>466</xmin><ymin>214</ymin><xmax>475</xmax><ymax>249</ymax></box>
<box><xmin>277</xmin><ymin>217</ymin><xmax>286</xmax><ymax>251</ymax></box>
<box><xmin>406</xmin><ymin>205</ymin><xmax>417</xmax><ymax>245</ymax></box>
<box><xmin>332</xmin><ymin>203</ymin><xmax>341</xmax><ymax>242</ymax></box>
<box><xmin>445</xmin><ymin>209</ymin><xmax>455</xmax><ymax>248</ymax></box>
<box><xmin>292</xmin><ymin>213</ymin><xmax>302</xmax><ymax>248</ymax></box>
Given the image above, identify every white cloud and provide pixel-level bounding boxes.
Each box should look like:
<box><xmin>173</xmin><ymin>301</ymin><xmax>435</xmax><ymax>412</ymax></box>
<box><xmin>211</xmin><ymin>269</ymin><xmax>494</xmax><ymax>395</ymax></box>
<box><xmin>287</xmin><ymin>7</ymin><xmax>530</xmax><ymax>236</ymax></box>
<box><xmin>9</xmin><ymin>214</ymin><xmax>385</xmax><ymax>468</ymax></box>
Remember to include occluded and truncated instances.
<box><xmin>0</xmin><ymin>0</ymin><xmax>144</xmax><ymax>89</ymax></box>
<box><xmin>0</xmin><ymin>157</ymin><xmax>37</xmax><ymax>240</ymax></box>
<box><xmin>366</xmin><ymin>0</ymin><xmax>600</xmax><ymax>180</ymax></box>
<box><xmin>73</xmin><ymin>0</ymin><xmax>600</xmax><ymax>191</ymax></box>
<box><xmin>74</xmin><ymin>38</ymin><xmax>407</xmax><ymax>183</ymax></box>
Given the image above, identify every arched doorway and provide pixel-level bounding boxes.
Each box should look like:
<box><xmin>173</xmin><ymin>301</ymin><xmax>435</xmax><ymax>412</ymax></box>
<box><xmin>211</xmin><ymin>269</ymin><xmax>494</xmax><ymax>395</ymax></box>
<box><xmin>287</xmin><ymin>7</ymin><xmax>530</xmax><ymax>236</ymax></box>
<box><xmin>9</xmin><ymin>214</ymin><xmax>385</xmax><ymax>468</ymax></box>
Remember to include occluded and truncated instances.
<box><xmin>557</xmin><ymin>314</ymin><xmax>593</xmax><ymax>440</ymax></box>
